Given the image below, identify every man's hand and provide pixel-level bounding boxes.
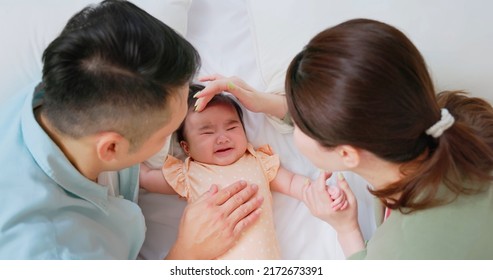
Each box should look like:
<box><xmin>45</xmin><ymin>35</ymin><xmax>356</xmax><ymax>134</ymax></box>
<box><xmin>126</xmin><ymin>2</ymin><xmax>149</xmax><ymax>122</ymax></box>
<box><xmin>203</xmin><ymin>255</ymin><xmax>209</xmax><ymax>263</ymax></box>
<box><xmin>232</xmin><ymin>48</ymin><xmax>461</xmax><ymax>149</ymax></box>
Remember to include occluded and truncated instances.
<box><xmin>165</xmin><ymin>180</ymin><xmax>263</xmax><ymax>259</ymax></box>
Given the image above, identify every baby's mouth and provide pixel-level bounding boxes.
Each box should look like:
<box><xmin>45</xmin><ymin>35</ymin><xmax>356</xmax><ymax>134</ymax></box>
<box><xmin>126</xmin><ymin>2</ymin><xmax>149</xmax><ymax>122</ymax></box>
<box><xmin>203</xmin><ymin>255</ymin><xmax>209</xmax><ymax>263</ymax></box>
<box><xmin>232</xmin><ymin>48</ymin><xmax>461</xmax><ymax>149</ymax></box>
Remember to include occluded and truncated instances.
<box><xmin>215</xmin><ymin>147</ymin><xmax>233</xmax><ymax>153</ymax></box>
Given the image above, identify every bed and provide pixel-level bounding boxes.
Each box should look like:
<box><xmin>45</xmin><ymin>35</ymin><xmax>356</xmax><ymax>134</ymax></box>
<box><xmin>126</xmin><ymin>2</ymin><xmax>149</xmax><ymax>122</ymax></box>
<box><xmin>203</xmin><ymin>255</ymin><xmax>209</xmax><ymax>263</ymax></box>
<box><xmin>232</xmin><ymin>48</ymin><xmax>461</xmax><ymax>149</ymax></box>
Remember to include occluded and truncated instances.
<box><xmin>1</xmin><ymin>0</ymin><xmax>492</xmax><ymax>260</ymax></box>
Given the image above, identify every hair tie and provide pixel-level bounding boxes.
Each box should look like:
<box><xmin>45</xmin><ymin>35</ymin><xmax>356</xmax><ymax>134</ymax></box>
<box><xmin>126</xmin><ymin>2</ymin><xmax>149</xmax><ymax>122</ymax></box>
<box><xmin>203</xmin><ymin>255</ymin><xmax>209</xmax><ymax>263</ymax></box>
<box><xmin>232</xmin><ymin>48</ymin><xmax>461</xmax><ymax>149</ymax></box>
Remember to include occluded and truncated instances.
<box><xmin>425</xmin><ymin>108</ymin><xmax>455</xmax><ymax>138</ymax></box>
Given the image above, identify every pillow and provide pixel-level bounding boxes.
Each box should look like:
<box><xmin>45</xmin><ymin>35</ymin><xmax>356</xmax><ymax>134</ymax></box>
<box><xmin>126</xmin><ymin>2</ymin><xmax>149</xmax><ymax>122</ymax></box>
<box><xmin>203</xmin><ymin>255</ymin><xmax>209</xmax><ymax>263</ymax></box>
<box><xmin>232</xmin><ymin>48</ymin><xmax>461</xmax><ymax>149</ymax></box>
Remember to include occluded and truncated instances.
<box><xmin>0</xmin><ymin>0</ymin><xmax>191</xmax><ymax>104</ymax></box>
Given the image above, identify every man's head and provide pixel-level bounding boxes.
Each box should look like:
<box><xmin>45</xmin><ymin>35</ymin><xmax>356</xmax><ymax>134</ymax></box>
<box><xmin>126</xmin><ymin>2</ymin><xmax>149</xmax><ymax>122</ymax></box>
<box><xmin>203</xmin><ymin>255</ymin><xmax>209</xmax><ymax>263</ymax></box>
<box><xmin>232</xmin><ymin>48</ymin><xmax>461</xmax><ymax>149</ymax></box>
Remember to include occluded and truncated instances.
<box><xmin>41</xmin><ymin>0</ymin><xmax>200</xmax><ymax>154</ymax></box>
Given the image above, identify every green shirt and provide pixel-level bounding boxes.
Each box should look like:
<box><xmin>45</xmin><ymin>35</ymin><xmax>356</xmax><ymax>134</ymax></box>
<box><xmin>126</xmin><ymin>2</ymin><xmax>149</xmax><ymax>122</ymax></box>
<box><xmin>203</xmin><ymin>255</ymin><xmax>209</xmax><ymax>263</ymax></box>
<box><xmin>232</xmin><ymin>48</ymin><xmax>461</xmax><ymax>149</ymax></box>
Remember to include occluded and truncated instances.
<box><xmin>350</xmin><ymin>182</ymin><xmax>493</xmax><ymax>259</ymax></box>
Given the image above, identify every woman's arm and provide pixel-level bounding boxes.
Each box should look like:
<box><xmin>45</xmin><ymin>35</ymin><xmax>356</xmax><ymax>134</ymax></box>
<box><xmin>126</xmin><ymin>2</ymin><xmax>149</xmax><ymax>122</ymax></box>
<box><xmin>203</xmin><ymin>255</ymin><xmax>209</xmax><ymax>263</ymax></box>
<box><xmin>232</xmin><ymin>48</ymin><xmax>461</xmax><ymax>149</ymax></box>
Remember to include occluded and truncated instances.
<box><xmin>195</xmin><ymin>75</ymin><xmax>288</xmax><ymax>119</ymax></box>
<box><xmin>302</xmin><ymin>173</ymin><xmax>366</xmax><ymax>257</ymax></box>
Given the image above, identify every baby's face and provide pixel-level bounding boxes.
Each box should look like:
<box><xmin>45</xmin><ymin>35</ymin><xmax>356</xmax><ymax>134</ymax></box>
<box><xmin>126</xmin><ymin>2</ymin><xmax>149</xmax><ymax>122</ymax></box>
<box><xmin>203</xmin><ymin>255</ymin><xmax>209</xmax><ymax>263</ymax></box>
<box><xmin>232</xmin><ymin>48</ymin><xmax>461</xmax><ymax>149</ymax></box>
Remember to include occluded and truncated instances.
<box><xmin>181</xmin><ymin>102</ymin><xmax>248</xmax><ymax>166</ymax></box>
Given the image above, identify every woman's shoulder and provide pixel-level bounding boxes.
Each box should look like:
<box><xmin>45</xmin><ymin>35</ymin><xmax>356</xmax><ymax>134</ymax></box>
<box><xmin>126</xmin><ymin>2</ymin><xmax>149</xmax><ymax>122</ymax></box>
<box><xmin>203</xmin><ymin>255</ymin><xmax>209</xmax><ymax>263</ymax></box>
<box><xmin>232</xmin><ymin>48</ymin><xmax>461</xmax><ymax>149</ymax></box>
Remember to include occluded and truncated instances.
<box><xmin>366</xmin><ymin>183</ymin><xmax>493</xmax><ymax>259</ymax></box>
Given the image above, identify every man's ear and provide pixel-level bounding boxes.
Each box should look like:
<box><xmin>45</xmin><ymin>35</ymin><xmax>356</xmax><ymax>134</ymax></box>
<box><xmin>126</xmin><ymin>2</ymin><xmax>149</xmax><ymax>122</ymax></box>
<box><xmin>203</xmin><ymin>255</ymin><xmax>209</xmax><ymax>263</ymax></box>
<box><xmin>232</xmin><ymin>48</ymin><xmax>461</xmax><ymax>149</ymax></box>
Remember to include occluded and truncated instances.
<box><xmin>179</xmin><ymin>140</ymin><xmax>190</xmax><ymax>156</ymax></box>
<box><xmin>95</xmin><ymin>132</ymin><xmax>129</xmax><ymax>162</ymax></box>
<box><xmin>336</xmin><ymin>145</ymin><xmax>360</xmax><ymax>168</ymax></box>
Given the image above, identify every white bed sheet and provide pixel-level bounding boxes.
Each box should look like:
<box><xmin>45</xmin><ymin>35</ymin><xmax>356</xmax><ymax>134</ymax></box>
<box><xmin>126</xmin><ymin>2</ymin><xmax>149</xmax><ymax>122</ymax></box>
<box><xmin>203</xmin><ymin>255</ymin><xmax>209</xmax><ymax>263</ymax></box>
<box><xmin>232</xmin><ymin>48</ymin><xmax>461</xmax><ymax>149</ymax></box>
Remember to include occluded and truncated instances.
<box><xmin>138</xmin><ymin>0</ymin><xmax>377</xmax><ymax>260</ymax></box>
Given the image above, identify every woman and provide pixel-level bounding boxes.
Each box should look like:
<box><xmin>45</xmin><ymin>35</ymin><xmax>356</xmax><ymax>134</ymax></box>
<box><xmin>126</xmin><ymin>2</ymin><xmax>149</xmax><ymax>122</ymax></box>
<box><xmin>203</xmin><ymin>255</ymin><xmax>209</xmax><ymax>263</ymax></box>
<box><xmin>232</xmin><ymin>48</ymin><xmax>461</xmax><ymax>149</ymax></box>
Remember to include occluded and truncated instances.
<box><xmin>285</xmin><ymin>18</ymin><xmax>493</xmax><ymax>259</ymax></box>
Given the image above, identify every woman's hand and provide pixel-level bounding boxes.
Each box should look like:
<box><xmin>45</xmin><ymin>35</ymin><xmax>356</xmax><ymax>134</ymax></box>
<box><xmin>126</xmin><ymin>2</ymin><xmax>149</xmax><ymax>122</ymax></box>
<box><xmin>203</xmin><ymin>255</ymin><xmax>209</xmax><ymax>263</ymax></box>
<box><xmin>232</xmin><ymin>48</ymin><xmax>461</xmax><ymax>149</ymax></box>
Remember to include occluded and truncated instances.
<box><xmin>195</xmin><ymin>74</ymin><xmax>287</xmax><ymax>119</ymax></box>
<box><xmin>302</xmin><ymin>172</ymin><xmax>365</xmax><ymax>257</ymax></box>
<box><xmin>165</xmin><ymin>180</ymin><xmax>263</xmax><ymax>259</ymax></box>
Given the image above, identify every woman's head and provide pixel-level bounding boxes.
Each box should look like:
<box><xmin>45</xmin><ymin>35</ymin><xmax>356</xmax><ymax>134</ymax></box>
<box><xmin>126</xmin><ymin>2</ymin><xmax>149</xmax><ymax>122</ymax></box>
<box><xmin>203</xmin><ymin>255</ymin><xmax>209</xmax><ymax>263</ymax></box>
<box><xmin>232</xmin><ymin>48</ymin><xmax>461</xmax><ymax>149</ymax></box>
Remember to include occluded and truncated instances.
<box><xmin>176</xmin><ymin>84</ymin><xmax>248</xmax><ymax>166</ymax></box>
<box><xmin>286</xmin><ymin>19</ymin><xmax>493</xmax><ymax>211</ymax></box>
<box><xmin>287</xmin><ymin>18</ymin><xmax>439</xmax><ymax>164</ymax></box>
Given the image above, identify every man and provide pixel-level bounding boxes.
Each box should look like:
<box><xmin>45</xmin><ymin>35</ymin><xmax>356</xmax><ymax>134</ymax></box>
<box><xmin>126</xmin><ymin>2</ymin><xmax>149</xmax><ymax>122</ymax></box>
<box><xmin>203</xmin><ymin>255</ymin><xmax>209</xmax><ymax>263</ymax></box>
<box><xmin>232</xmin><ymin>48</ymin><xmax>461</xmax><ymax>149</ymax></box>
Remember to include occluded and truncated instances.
<box><xmin>0</xmin><ymin>0</ymin><xmax>262</xmax><ymax>259</ymax></box>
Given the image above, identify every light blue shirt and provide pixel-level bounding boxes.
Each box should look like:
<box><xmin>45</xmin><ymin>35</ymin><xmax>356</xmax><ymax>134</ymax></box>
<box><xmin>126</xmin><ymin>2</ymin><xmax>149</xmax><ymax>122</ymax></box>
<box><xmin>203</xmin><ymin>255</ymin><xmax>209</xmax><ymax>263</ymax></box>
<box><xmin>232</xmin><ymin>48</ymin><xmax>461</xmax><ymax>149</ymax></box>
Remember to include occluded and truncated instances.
<box><xmin>0</xmin><ymin>84</ymin><xmax>146</xmax><ymax>259</ymax></box>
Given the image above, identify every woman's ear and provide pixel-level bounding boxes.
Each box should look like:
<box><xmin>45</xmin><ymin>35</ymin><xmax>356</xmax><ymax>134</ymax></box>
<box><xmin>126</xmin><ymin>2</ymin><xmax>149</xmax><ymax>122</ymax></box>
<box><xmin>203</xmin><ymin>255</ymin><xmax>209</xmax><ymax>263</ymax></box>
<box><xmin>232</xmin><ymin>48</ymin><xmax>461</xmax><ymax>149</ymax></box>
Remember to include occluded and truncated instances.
<box><xmin>336</xmin><ymin>145</ymin><xmax>360</xmax><ymax>168</ymax></box>
<box><xmin>95</xmin><ymin>132</ymin><xmax>128</xmax><ymax>162</ymax></box>
<box><xmin>179</xmin><ymin>140</ymin><xmax>190</xmax><ymax>156</ymax></box>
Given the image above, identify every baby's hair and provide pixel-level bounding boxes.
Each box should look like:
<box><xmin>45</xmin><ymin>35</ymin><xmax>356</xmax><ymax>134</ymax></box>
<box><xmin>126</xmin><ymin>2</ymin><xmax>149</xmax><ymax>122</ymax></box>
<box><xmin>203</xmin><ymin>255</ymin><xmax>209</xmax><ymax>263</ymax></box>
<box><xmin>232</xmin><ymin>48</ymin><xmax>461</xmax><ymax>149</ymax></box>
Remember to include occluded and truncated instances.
<box><xmin>175</xmin><ymin>84</ymin><xmax>245</xmax><ymax>143</ymax></box>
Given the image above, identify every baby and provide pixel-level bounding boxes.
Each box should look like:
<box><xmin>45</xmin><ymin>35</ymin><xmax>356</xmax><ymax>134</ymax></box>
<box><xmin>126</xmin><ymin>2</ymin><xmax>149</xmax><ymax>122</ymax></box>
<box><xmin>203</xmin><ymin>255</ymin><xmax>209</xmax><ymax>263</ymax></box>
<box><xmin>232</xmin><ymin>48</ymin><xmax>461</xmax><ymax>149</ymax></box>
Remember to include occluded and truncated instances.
<box><xmin>139</xmin><ymin>84</ymin><xmax>346</xmax><ymax>259</ymax></box>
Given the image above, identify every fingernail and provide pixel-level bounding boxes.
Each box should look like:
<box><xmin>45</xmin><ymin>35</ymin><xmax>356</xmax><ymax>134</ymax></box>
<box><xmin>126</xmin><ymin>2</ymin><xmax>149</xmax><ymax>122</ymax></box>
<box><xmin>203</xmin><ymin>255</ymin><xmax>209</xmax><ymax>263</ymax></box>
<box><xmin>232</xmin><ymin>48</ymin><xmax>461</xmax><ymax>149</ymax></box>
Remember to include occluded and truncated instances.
<box><xmin>194</xmin><ymin>98</ymin><xmax>202</xmax><ymax>111</ymax></box>
<box><xmin>227</xmin><ymin>82</ymin><xmax>236</xmax><ymax>90</ymax></box>
<box><xmin>193</xmin><ymin>91</ymin><xmax>201</xmax><ymax>98</ymax></box>
<box><xmin>304</xmin><ymin>178</ymin><xmax>310</xmax><ymax>185</ymax></box>
<box><xmin>337</xmin><ymin>172</ymin><xmax>345</xmax><ymax>181</ymax></box>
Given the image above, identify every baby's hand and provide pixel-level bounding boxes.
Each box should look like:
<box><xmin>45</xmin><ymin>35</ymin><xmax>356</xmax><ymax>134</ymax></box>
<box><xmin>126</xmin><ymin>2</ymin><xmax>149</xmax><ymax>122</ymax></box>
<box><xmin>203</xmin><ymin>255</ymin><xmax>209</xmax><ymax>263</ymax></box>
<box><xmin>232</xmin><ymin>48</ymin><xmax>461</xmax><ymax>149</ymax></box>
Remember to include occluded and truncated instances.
<box><xmin>327</xmin><ymin>185</ymin><xmax>348</xmax><ymax>211</ymax></box>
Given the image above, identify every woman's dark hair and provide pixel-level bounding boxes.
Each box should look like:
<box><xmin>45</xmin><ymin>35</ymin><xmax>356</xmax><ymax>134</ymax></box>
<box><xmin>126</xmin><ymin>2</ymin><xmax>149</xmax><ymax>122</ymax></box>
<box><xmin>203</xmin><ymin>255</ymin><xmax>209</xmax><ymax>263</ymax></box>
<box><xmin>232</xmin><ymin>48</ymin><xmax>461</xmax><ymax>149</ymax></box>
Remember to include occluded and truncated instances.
<box><xmin>175</xmin><ymin>84</ymin><xmax>244</xmax><ymax>143</ymax></box>
<box><xmin>41</xmin><ymin>0</ymin><xmax>200</xmax><ymax>150</ymax></box>
<box><xmin>286</xmin><ymin>18</ymin><xmax>493</xmax><ymax>212</ymax></box>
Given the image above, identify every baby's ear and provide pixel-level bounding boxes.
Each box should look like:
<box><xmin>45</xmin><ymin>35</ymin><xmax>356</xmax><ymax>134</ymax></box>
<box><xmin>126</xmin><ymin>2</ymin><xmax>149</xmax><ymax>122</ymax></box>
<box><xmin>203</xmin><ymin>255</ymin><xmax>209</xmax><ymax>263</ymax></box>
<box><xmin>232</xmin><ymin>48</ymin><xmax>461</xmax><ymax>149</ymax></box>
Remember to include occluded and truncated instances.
<box><xmin>179</xmin><ymin>140</ymin><xmax>190</xmax><ymax>156</ymax></box>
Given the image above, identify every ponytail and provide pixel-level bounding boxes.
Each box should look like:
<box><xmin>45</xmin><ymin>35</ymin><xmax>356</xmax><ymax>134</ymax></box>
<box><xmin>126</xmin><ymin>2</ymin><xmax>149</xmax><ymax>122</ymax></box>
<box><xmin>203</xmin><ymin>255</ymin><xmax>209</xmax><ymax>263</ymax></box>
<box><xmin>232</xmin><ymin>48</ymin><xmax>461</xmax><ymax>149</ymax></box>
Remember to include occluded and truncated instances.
<box><xmin>372</xmin><ymin>91</ymin><xmax>493</xmax><ymax>212</ymax></box>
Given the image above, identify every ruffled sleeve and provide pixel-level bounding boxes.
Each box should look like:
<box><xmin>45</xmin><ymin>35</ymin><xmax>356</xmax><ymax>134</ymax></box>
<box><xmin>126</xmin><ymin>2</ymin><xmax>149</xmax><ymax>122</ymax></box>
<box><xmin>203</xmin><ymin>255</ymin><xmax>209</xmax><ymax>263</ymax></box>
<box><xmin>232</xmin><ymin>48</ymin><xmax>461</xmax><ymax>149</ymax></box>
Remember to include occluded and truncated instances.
<box><xmin>254</xmin><ymin>144</ymin><xmax>280</xmax><ymax>182</ymax></box>
<box><xmin>162</xmin><ymin>155</ymin><xmax>189</xmax><ymax>199</ymax></box>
